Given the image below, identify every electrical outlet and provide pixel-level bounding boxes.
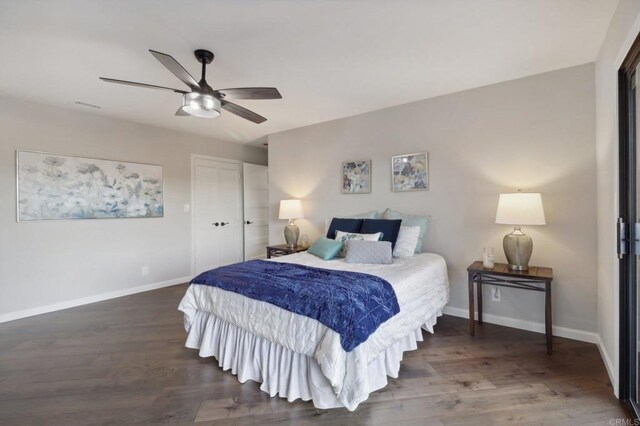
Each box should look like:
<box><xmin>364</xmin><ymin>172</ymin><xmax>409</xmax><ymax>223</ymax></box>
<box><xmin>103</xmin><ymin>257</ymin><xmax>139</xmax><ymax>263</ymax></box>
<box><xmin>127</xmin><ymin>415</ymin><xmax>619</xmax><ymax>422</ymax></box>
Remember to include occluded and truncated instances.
<box><xmin>141</xmin><ymin>266</ymin><xmax>149</xmax><ymax>277</ymax></box>
<box><xmin>491</xmin><ymin>287</ymin><xmax>501</xmax><ymax>302</ymax></box>
<box><xmin>183</xmin><ymin>203</ymin><xmax>190</xmax><ymax>213</ymax></box>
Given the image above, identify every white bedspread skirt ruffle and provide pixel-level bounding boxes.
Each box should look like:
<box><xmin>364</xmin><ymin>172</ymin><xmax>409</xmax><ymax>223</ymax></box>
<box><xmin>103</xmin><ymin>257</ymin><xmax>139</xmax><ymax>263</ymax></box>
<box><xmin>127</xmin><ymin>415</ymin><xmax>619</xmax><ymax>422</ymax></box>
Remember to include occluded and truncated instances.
<box><xmin>185</xmin><ymin>310</ymin><xmax>430</xmax><ymax>410</ymax></box>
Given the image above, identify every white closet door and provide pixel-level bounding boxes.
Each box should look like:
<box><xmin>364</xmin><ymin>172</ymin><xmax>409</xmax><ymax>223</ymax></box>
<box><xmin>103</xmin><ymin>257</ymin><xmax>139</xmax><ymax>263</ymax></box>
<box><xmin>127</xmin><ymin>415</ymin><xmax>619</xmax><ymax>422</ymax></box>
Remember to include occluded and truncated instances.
<box><xmin>243</xmin><ymin>163</ymin><xmax>269</xmax><ymax>260</ymax></box>
<box><xmin>193</xmin><ymin>157</ymin><xmax>243</xmax><ymax>274</ymax></box>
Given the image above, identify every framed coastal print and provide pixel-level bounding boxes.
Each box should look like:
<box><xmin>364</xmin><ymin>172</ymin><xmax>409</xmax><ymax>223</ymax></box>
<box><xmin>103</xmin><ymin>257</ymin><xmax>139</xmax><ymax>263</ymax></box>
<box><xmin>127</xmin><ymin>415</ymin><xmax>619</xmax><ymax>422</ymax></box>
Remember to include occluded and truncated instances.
<box><xmin>341</xmin><ymin>160</ymin><xmax>371</xmax><ymax>194</ymax></box>
<box><xmin>391</xmin><ymin>152</ymin><xmax>429</xmax><ymax>192</ymax></box>
<box><xmin>17</xmin><ymin>150</ymin><xmax>164</xmax><ymax>221</ymax></box>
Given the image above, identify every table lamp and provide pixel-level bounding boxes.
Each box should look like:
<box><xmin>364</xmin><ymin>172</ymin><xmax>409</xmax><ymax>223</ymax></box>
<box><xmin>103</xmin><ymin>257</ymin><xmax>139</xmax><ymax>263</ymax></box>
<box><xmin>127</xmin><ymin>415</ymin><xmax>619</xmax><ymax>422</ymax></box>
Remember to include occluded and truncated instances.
<box><xmin>279</xmin><ymin>199</ymin><xmax>304</xmax><ymax>248</ymax></box>
<box><xmin>495</xmin><ymin>192</ymin><xmax>546</xmax><ymax>271</ymax></box>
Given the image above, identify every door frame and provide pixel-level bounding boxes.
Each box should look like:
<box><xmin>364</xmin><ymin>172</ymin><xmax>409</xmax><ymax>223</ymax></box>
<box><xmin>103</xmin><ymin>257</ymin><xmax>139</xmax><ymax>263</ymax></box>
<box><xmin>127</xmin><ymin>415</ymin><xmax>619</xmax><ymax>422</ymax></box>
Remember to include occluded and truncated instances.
<box><xmin>619</xmin><ymin>31</ymin><xmax>640</xmax><ymax>418</ymax></box>
<box><xmin>242</xmin><ymin>163</ymin><xmax>269</xmax><ymax>261</ymax></box>
<box><xmin>190</xmin><ymin>154</ymin><xmax>243</xmax><ymax>277</ymax></box>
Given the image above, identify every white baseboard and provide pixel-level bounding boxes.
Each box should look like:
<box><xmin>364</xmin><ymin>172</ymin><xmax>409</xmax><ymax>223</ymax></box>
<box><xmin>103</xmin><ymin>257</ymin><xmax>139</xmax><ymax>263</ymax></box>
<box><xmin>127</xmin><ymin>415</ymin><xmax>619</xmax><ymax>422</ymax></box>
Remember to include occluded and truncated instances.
<box><xmin>442</xmin><ymin>306</ymin><xmax>599</xmax><ymax>344</ymax></box>
<box><xmin>596</xmin><ymin>335</ymin><xmax>618</xmax><ymax>398</ymax></box>
<box><xmin>0</xmin><ymin>276</ymin><xmax>190</xmax><ymax>324</ymax></box>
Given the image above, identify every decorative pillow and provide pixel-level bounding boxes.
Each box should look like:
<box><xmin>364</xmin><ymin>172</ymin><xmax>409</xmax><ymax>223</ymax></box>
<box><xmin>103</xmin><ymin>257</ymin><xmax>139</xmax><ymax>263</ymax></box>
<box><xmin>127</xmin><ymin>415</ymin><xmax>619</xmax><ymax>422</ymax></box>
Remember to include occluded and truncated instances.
<box><xmin>349</xmin><ymin>210</ymin><xmax>380</xmax><ymax>219</ymax></box>
<box><xmin>308</xmin><ymin>237</ymin><xmax>343</xmax><ymax>260</ymax></box>
<box><xmin>335</xmin><ymin>230</ymin><xmax>382</xmax><ymax>257</ymax></box>
<box><xmin>393</xmin><ymin>226</ymin><xmax>421</xmax><ymax>258</ymax></box>
<box><xmin>344</xmin><ymin>240</ymin><xmax>393</xmax><ymax>264</ymax></box>
<box><xmin>360</xmin><ymin>219</ymin><xmax>402</xmax><ymax>249</ymax></box>
<box><xmin>326</xmin><ymin>218</ymin><xmax>364</xmax><ymax>239</ymax></box>
<box><xmin>382</xmin><ymin>209</ymin><xmax>429</xmax><ymax>253</ymax></box>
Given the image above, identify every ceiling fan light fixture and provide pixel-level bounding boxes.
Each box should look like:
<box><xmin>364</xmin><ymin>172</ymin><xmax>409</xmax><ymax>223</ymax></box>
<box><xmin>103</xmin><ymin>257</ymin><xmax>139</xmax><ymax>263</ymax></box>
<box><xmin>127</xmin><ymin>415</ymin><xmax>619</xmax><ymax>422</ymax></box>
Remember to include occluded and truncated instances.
<box><xmin>181</xmin><ymin>92</ymin><xmax>220</xmax><ymax>118</ymax></box>
<box><xmin>101</xmin><ymin>49</ymin><xmax>280</xmax><ymax>123</ymax></box>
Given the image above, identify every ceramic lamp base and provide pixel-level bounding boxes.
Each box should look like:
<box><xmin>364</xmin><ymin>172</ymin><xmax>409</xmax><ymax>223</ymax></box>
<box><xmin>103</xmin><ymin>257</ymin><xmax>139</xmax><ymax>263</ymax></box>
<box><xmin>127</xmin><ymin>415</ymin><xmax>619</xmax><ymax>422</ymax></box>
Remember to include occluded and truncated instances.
<box><xmin>503</xmin><ymin>226</ymin><xmax>533</xmax><ymax>271</ymax></box>
<box><xmin>284</xmin><ymin>221</ymin><xmax>299</xmax><ymax>248</ymax></box>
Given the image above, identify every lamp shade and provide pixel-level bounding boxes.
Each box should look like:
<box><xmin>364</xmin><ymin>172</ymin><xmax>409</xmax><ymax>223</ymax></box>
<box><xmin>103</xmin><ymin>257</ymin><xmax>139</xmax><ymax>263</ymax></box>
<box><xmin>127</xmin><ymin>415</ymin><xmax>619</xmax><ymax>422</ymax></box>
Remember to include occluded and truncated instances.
<box><xmin>495</xmin><ymin>192</ymin><xmax>546</xmax><ymax>225</ymax></box>
<box><xmin>279</xmin><ymin>199</ymin><xmax>304</xmax><ymax>220</ymax></box>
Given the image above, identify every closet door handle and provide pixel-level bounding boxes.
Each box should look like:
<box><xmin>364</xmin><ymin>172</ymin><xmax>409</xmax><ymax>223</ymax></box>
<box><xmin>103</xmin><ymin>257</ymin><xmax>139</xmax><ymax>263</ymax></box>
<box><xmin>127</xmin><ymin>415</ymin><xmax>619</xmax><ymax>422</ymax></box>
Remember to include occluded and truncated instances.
<box><xmin>220</xmin><ymin>222</ymin><xmax>229</xmax><ymax>227</ymax></box>
<box><xmin>213</xmin><ymin>222</ymin><xmax>220</xmax><ymax>227</ymax></box>
<box><xmin>245</xmin><ymin>220</ymin><xmax>254</xmax><ymax>225</ymax></box>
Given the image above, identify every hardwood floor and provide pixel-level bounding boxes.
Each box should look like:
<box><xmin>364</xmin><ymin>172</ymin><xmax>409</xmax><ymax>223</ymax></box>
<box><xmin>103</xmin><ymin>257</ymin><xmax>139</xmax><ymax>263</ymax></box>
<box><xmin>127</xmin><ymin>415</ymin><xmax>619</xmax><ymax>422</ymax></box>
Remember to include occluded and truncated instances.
<box><xmin>0</xmin><ymin>284</ymin><xmax>631</xmax><ymax>425</ymax></box>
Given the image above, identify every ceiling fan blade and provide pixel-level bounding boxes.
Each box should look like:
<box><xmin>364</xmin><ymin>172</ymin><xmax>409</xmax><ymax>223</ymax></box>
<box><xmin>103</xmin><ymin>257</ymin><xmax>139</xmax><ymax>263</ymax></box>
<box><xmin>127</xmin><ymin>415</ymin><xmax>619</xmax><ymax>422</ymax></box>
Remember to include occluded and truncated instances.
<box><xmin>99</xmin><ymin>77</ymin><xmax>187</xmax><ymax>94</ymax></box>
<box><xmin>221</xmin><ymin>100</ymin><xmax>267</xmax><ymax>124</ymax></box>
<box><xmin>149</xmin><ymin>49</ymin><xmax>200</xmax><ymax>90</ymax></box>
<box><xmin>215</xmin><ymin>87</ymin><xmax>282</xmax><ymax>100</ymax></box>
<box><xmin>175</xmin><ymin>107</ymin><xmax>190</xmax><ymax>116</ymax></box>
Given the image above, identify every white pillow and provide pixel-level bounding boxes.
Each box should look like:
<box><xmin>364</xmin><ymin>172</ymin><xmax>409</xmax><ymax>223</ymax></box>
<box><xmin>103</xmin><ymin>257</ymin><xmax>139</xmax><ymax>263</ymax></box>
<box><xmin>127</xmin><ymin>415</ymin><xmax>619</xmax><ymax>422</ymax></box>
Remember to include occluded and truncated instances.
<box><xmin>393</xmin><ymin>226</ymin><xmax>421</xmax><ymax>258</ymax></box>
<box><xmin>335</xmin><ymin>230</ymin><xmax>383</xmax><ymax>257</ymax></box>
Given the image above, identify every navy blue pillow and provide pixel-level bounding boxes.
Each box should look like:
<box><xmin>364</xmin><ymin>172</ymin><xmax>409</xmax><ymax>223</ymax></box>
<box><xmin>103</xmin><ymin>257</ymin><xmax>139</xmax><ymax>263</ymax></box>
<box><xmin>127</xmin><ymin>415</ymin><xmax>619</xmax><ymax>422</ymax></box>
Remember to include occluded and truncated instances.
<box><xmin>326</xmin><ymin>218</ymin><xmax>364</xmax><ymax>239</ymax></box>
<box><xmin>360</xmin><ymin>219</ymin><xmax>402</xmax><ymax>248</ymax></box>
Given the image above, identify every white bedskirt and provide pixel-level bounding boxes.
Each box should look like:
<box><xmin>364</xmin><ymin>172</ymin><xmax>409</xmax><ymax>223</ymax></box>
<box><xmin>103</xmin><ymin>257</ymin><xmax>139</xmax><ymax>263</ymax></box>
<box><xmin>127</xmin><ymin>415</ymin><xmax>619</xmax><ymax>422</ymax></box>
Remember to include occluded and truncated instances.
<box><xmin>185</xmin><ymin>309</ymin><xmax>439</xmax><ymax>410</ymax></box>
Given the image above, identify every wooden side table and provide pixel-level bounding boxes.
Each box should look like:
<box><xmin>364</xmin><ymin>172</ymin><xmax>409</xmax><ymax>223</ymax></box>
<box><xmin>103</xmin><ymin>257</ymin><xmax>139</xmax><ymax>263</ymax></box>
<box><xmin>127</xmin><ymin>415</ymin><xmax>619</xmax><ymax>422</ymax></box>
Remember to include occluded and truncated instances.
<box><xmin>266</xmin><ymin>244</ymin><xmax>308</xmax><ymax>259</ymax></box>
<box><xmin>467</xmin><ymin>261</ymin><xmax>554</xmax><ymax>354</ymax></box>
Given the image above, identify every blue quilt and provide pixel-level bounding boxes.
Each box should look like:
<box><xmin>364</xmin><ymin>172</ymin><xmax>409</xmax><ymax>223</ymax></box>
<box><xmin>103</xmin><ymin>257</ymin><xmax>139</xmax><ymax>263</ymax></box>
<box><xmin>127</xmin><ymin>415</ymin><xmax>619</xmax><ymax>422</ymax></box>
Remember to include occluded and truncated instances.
<box><xmin>191</xmin><ymin>260</ymin><xmax>400</xmax><ymax>352</ymax></box>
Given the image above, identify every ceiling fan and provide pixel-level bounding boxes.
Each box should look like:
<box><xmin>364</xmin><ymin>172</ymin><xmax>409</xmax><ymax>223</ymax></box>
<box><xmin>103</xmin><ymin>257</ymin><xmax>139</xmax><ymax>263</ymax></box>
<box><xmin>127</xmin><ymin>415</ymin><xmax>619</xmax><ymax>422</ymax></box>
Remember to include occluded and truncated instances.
<box><xmin>100</xmin><ymin>49</ymin><xmax>281</xmax><ymax>123</ymax></box>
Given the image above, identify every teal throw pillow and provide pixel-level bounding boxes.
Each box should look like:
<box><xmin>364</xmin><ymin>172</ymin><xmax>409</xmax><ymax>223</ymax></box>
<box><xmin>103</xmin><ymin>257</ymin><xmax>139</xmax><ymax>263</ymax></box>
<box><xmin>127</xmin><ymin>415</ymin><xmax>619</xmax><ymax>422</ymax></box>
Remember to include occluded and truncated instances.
<box><xmin>308</xmin><ymin>237</ymin><xmax>344</xmax><ymax>260</ymax></box>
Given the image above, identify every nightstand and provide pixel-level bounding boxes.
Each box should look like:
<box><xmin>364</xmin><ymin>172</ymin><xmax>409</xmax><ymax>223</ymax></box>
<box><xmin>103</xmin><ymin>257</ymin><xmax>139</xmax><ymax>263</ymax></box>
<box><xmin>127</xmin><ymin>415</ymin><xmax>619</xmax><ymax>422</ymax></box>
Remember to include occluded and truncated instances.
<box><xmin>467</xmin><ymin>261</ymin><xmax>554</xmax><ymax>354</ymax></box>
<box><xmin>266</xmin><ymin>244</ymin><xmax>308</xmax><ymax>259</ymax></box>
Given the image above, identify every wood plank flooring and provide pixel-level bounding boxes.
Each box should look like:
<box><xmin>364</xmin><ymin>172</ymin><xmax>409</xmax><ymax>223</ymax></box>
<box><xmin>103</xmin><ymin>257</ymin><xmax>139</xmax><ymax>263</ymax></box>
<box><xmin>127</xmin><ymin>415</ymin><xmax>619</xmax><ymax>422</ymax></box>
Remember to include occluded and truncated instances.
<box><xmin>0</xmin><ymin>284</ymin><xmax>632</xmax><ymax>425</ymax></box>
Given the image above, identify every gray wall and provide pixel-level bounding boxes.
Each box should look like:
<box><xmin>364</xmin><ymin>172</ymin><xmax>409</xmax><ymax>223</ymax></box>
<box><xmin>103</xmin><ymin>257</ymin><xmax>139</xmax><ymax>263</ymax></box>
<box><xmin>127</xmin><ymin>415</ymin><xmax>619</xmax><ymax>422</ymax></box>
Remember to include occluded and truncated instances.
<box><xmin>269</xmin><ymin>64</ymin><xmax>597</xmax><ymax>333</ymax></box>
<box><xmin>595</xmin><ymin>0</ymin><xmax>640</xmax><ymax>395</ymax></box>
<box><xmin>0</xmin><ymin>96</ymin><xmax>267</xmax><ymax>319</ymax></box>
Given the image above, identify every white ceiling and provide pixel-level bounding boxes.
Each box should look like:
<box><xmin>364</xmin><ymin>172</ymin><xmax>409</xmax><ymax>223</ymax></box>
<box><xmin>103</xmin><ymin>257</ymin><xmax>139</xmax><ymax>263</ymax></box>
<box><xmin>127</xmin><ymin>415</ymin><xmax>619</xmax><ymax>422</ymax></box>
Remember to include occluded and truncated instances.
<box><xmin>0</xmin><ymin>0</ymin><xmax>618</xmax><ymax>147</ymax></box>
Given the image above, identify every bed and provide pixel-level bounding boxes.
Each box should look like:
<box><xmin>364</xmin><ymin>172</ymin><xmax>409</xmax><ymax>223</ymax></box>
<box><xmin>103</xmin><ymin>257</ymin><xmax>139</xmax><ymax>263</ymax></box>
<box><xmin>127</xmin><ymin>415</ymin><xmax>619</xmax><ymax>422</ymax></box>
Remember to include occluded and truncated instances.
<box><xmin>178</xmin><ymin>251</ymin><xmax>449</xmax><ymax>411</ymax></box>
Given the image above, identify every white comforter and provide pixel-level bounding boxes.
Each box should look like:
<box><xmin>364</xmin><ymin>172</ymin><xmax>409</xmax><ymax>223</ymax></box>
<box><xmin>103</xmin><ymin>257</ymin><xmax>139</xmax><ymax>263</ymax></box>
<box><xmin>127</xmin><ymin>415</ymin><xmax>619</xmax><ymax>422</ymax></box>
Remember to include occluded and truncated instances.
<box><xmin>178</xmin><ymin>252</ymin><xmax>449</xmax><ymax>410</ymax></box>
